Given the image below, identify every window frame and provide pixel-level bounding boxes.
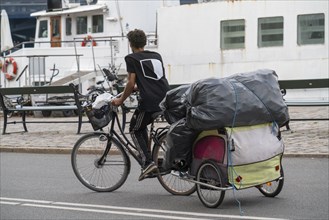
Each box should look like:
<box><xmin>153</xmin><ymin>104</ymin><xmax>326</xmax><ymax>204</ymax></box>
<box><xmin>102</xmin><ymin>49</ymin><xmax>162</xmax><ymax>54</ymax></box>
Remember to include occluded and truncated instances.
<box><xmin>92</xmin><ymin>14</ymin><xmax>104</xmax><ymax>33</ymax></box>
<box><xmin>76</xmin><ymin>16</ymin><xmax>88</xmax><ymax>35</ymax></box>
<box><xmin>66</xmin><ymin>17</ymin><xmax>72</xmax><ymax>36</ymax></box>
<box><xmin>258</xmin><ymin>16</ymin><xmax>284</xmax><ymax>48</ymax></box>
<box><xmin>38</xmin><ymin>20</ymin><xmax>48</xmax><ymax>38</ymax></box>
<box><xmin>220</xmin><ymin>19</ymin><xmax>246</xmax><ymax>50</ymax></box>
<box><xmin>297</xmin><ymin>13</ymin><xmax>325</xmax><ymax>45</ymax></box>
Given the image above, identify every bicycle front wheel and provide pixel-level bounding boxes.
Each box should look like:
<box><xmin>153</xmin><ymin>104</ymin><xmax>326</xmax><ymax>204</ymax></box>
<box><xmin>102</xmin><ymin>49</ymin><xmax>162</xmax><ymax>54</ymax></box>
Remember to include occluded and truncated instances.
<box><xmin>153</xmin><ymin>132</ymin><xmax>196</xmax><ymax>196</ymax></box>
<box><xmin>71</xmin><ymin>132</ymin><xmax>130</xmax><ymax>192</ymax></box>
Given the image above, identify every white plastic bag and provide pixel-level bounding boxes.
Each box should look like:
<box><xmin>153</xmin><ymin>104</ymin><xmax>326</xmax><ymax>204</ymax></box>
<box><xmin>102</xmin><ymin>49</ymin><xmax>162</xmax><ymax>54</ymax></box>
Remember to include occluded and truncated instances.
<box><xmin>92</xmin><ymin>92</ymin><xmax>113</xmax><ymax>109</ymax></box>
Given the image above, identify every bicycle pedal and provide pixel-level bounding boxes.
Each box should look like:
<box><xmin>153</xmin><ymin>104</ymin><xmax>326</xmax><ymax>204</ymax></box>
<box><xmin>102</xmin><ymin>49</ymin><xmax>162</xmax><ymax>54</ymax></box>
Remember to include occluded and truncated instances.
<box><xmin>171</xmin><ymin>170</ymin><xmax>188</xmax><ymax>178</ymax></box>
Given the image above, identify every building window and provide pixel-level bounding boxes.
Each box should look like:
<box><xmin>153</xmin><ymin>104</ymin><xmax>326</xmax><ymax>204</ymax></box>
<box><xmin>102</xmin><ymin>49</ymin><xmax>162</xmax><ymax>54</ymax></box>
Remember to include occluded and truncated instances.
<box><xmin>221</xmin><ymin>19</ymin><xmax>245</xmax><ymax>49</ymax></box>
<box><xmin>66</xmin><ymin>17</ymin><xmax>72</xmax><ymax>36</ymax></box>
<box><xmin>258</xmin><ymin>16</ymin><xmax>283</xmax><ymax>47</ymax></box>
<box><xmin>76</xmin><ymin>16</ymin><xmax>87</xmax><ymax>35</ymax></box>
<box><xmin>298</xmin><ymin>13</ymin><xmax>325</xmax><ymax>45</ymax></box>
<box><xmin>92</xmin><ymin>15</ymin><xmax>103</xmax><ymax>33</ymax></box>
<box><xmin>38</xmin><ymin>20</ymin><xmax>48</xmax><ymax>38</ymax></box>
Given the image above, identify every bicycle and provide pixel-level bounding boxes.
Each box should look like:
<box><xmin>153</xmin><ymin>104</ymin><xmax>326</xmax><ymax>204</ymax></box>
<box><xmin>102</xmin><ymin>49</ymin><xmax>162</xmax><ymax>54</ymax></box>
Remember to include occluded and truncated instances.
<box><xmin>71</xmin><ymin>94</ymin><xmax>196</xmax><ymax>195</ymax></box>
<box><xmin>0</xmin><ymin>95</ymin><xmax>30</xmax><ymax>118</ymax></box>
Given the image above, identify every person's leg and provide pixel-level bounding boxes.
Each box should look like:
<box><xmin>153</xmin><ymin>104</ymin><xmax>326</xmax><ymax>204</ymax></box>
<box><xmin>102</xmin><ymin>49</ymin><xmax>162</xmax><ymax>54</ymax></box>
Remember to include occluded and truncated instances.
<box><xmin>130</xmin><ymin>109</ymin><xmax>157</xmax><ymax>181</ymax></box>
<box><xmin>129</xmin><ymin>109</ymin><xmax>155</xmax><ymax>167</ymax></box>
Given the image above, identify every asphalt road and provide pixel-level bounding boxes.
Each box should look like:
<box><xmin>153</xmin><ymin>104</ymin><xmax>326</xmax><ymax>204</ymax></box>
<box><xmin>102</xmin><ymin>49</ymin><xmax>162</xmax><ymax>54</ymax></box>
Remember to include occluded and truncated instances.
<box><xmin>0</xmin><ymin>153</ymin><xmax>328</xmax><ymax>220</ymax></box>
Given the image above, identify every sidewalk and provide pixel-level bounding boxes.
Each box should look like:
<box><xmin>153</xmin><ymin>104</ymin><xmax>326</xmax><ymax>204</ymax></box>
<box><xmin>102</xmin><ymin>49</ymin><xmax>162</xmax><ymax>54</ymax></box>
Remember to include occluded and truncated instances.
<box><xmin>0</xmin><ymin>107</ymin><xmax>328</xmax><ymax>157</ymax></box>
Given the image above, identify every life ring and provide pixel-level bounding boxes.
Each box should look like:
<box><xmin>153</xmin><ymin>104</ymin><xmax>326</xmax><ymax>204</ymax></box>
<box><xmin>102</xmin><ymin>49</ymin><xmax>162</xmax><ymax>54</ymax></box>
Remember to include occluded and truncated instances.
<box><xmin>81</xmin><ymin>35</ymin><xmax>97</xmax><ymax>47</ymax></box>
<box><xmin>2</xmin><ymin>57</ymin><xmax>18</xmax><ymax>80</ymax></box>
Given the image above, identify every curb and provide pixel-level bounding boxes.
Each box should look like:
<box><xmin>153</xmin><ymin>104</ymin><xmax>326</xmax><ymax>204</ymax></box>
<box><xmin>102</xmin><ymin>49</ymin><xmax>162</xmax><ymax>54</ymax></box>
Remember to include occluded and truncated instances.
<box><xmin>283</xmin><ymin>153</ymin><xmax>329</xmax><ymax>158</ymax></box>
<box><xmin>1</xmin><ymin>146</ymin><xmax>328</xmax><ymax>158</ymax></box>
<box><xmin>0</xmin><ymin>147</ymin><xmax>72</xmax><ymax>154</ymax></box>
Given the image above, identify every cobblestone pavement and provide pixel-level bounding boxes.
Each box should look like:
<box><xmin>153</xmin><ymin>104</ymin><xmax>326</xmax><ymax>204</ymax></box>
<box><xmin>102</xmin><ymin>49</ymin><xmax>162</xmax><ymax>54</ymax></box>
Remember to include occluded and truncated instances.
<box><xmin>0</xmin><ymin>107</ymin><xmax>328</xmax><ymax>157</ymax></box>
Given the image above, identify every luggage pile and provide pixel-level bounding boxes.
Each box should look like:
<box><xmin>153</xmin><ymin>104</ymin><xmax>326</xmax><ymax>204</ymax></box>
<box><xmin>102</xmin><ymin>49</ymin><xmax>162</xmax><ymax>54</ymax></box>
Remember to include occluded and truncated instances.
<box><xmin>160</xmin><ymin>69</ymin><xmax>289</xmax><ymax>171</ymax></box>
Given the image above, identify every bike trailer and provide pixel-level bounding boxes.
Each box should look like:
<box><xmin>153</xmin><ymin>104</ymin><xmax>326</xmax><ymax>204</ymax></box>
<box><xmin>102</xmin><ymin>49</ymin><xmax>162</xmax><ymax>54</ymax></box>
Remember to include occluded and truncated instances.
<box><xmin>190</xmin><ymin>130</ymin><xmax>228</xmax><ymax>180</ymax></box>
<box><xmin>191</xmin><ymin>122</ymin><xmax>284</xmax><ymax>189</ymax></box>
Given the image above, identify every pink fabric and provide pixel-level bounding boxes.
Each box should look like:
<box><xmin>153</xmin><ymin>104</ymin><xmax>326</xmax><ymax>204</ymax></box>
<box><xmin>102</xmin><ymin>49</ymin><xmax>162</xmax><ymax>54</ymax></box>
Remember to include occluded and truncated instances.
<box><xmin>193</xmin><ymin>136</ymin><xmax>225</xmax><ymax>163</ymax></box>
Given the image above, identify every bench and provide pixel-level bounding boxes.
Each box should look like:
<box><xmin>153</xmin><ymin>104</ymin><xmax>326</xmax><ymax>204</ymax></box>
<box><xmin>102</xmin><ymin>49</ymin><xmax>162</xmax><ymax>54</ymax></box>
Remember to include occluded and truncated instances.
<box><xmin>278</xmin><ymin>78</ymin><xmax>329</xmax><ymax>130</ymax></box>
<box><xmin>278</xmin><ymin>78</ymin><xmax>329</xmax><ymax>114</ymax></box>
<box><xmin>0</xmin><ymin>83</ymin><xmax>85</xmax><ymax>134</ymax></box>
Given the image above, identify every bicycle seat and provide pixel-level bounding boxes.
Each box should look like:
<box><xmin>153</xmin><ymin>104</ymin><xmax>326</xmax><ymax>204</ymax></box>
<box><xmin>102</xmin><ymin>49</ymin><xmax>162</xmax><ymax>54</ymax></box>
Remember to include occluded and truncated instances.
<box><xmin>96</xmin><ymin>80</ymin><xmax>104</xmax><ymax>85</ymax></box>
<box><xmin>102</xmin><ymin>68</ymin><xmax>117</xmax><ymax>81</ymax></box>
<box><xmin>151</xmin><ymin>111</ymin><xmax>164</xmax><ymax>120</ymax></box>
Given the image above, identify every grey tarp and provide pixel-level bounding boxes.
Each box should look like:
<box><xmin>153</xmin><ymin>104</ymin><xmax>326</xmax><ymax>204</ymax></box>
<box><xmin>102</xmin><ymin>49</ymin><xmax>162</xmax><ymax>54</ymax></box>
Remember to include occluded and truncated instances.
<box><xmin>163</xmin><ymin>118</ymin><xmax>200</xmax><ymax>171</ymax></box>
<box><xmin>159</xmin><ymin>84</ymin><xmax>190</xmax><ymax>124</ymax></box>
<box><xmin>185</xmin><ymin>69</ymin><xmax>289</xmax><ymax>130</ymax></box>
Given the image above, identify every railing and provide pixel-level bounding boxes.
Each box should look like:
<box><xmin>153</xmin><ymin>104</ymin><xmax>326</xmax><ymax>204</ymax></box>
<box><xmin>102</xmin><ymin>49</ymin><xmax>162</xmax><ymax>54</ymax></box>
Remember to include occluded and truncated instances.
<box><xmin>2</xmin><ymin>33</ymin><xmax>157</xmax><ymax>57</ymax></box>
<box><xmin>0</xmin><ymin>34</ymin><xmax>158</xmax><ymax>88</ymax></box>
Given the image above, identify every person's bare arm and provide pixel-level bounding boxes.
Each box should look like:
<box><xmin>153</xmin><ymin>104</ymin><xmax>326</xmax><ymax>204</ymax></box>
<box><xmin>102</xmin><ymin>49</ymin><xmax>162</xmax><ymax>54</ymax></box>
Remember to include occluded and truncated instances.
<box><xmin>111</xmin><ymin>73</ymin><xmax>136</xmax><ymax>106</ymax></box>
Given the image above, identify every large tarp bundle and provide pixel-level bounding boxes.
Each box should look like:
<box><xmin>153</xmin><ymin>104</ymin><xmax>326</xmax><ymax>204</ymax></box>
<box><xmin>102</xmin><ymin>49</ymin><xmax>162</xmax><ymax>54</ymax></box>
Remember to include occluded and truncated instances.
<box><xmin>186</xmin><ymin>69</ymin><xmax>289</xmax><ymax>130</ymax></box>
<box><xmin>161</xmin><ymin>69</ymin><xmax>289</xmax><ymax>170</ymax></box>
<box><xmin>162</xmin><ymin>118</ymin><xmax>200</xmax><ymax>171</ymax></box>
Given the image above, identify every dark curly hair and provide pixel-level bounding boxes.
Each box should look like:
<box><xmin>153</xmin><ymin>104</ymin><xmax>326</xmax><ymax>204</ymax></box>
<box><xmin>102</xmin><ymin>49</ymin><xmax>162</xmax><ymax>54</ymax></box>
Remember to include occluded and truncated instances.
<box><xmin>127</xmin><ymin>29</ymin><xmax>147</xmax><ymax>49</ymax></box>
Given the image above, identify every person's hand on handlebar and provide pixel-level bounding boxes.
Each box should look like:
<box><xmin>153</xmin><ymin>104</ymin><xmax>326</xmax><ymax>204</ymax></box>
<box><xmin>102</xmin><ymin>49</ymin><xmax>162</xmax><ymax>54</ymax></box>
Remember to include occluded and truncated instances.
<box><xmin>133</xmin><ymin>84</ymin><xmax>138</xmax><ymax>92</ymax></box>
<box><xmin>111</xmin><ymin>72</ymin><xmax>136</xmax><ymax>107</ymax></box>
<box><xmin>111</xmin><ymin>97</ymin><xmax>123</xmax><ymax>106</ymax></box>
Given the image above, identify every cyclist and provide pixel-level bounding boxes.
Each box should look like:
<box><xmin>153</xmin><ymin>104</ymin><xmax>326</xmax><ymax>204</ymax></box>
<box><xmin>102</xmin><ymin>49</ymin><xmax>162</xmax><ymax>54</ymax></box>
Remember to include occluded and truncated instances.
<box><xmin>111</xmin><ymin>29</ymin><xmax>170</xmax><ymax>181</ymax></box>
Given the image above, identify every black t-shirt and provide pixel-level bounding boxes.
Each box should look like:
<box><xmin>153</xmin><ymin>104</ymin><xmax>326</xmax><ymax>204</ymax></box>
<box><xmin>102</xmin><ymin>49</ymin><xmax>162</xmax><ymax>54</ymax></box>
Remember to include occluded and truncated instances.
<box><xmin>125</xmin><ymin>50</ymin><xmax>170</xmax><ymax>112</ymax></box>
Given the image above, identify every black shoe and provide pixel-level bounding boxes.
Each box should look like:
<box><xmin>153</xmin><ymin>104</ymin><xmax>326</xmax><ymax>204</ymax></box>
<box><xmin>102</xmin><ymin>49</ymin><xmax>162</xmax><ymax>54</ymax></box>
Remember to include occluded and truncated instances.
<box><xmin>138</xmin><ymin>162</ymin><xmax>157</xmax><ymax>181</ymax></box>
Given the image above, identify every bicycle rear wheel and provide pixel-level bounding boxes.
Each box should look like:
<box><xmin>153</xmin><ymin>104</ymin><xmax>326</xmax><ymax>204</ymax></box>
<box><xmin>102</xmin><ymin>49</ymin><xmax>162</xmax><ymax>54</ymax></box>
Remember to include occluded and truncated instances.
<box><xmin>153</xmin><ymin>132</ymin><xmax>196</xmax><ymax>196</ymax></box>
<box><xmin>71</xmin><ymin>132</ymin><xmax>130</xmax><ymax>192</ymax></box>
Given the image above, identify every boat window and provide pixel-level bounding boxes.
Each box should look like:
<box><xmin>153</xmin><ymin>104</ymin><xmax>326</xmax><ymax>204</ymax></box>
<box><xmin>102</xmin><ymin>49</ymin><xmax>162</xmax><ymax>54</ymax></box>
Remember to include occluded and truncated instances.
<box><xmin>38</xmin><ymin>20</ymin><xmax>48</xmax><ymax>38</ymax></box>
<box><xmin>220</xmin><ymin>19</ymin><xmax>245</xmax><ymax>50</ymax></box>
<box><xmin>297</xmin><ymin>13</ymin><xmax>325</xmax><ymax>45</ymax></box>
<box><xmin>92</xmin><ymin>15</ymin><xmax>103</xmax><ymax>33</ymax></box>
<box><xmin>79</xmin><ymin>0</ymin><xmax>98</xmax><ymax>5</ymax></box>
<box><xmin>77</xmin><ymin>16</ymin><xmax>88</xmax><ymax>35</ymax></box>
<box><xmin>51</xmin><ymin>17</ymin><xmax>61</xmax><ymax>37</ymax></box>
<box><xmin>258</xmin><ymin>16</ymin><xmax>283</xmax><ymax>47</ymax></box>
<box><xmin>66</xmin><ymin>17</ymin><xmax>72</xmax><ymax>36</ymax></box>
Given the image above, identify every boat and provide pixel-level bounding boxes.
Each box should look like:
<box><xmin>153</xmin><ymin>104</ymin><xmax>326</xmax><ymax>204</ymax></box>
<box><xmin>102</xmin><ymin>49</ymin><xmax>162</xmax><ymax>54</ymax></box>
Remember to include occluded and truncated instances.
<box><xmin>1</xmin><ymin>0</ymin><xmax>328</xmax><ymax>101</ymax></box>
<box><xmin>0</xmin><ymin>0</ymin><xmax>176</xmax><ymax>93</ymax></box>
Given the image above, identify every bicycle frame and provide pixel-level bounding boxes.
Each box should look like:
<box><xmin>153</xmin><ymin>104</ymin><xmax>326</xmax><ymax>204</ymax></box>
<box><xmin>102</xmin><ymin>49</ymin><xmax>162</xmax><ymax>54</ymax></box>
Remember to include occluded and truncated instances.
<box><xmin>102</xmin><ymin>107</ymin><xmax>168</xmax><ymax>167</ymax></box>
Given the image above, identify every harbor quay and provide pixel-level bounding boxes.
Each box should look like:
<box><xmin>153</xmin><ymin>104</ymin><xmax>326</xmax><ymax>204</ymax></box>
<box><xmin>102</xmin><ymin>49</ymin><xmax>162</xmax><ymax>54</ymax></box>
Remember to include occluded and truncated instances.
<box><xmin>0</xmin><ymin>106</ymin><xmax>328</xmax><ymax>157</ymax></box>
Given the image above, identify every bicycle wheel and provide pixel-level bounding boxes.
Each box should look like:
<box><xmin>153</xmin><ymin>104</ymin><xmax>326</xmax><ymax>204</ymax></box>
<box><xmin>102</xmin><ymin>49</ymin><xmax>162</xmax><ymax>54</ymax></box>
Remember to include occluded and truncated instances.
<box><xmin>62</xmin><ymin>109</ymin><xmax>74</xmax><ymax>117</ymax></box>
<box><xmin>153</xmin><ymin>132</ymin><xmax>196</xmax><ymax>196</ymax></box>
<box><xmin>42</xmin><ymin>110</ymin><xmax>51</xmax><ymax>117</ymax></box>
<box><xmin>196</xmin><ymin>160</ymin><xmax>225</xmax><ymax>208</ymax></box>
<box><xmin>71</xmin><ymin>132</ymin><xmax>130</xmax><ymax>192</ymax></box>
<box><xmin>258</xmin><ymin>167</ymin><xmax>284</xmax><ymax>197</ymax></box>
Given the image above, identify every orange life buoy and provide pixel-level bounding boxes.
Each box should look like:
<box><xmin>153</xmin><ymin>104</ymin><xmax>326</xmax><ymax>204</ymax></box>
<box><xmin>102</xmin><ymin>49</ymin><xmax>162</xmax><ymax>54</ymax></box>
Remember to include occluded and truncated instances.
<box><xmin>2</xmin><ymin>57</ymin><xmax>18</xmax><ymax>80</ymax></box>
<box><xmin>81</xmin><ymin>35</ymin><xmax>97</xmax><ymax>47</ymax></box>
